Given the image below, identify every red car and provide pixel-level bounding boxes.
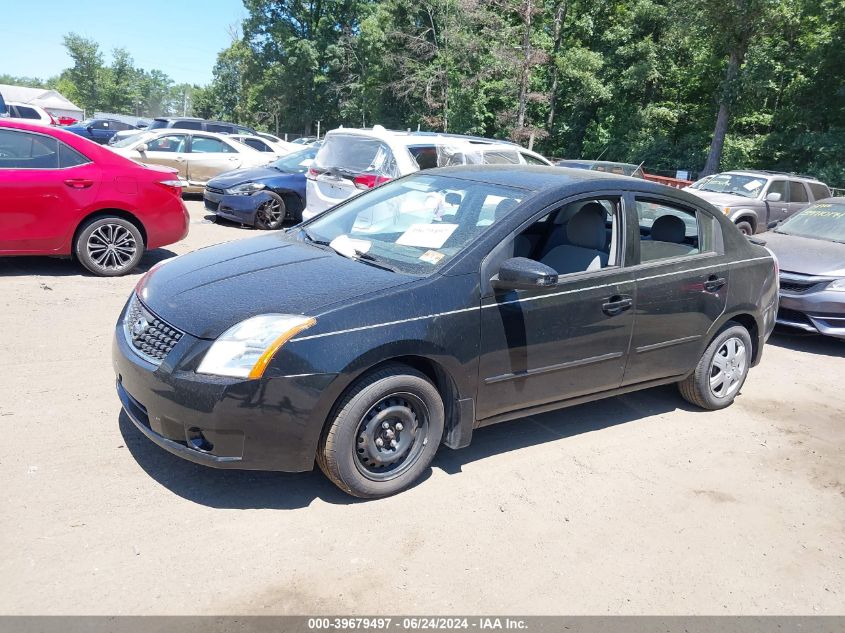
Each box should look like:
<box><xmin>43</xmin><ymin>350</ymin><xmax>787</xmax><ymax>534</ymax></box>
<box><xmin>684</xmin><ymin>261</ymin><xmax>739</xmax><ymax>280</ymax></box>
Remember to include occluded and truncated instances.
<box><xmin>0</xmin><ymin>120</ymin><xmax>189</xmax><ymax>276</ymax></box>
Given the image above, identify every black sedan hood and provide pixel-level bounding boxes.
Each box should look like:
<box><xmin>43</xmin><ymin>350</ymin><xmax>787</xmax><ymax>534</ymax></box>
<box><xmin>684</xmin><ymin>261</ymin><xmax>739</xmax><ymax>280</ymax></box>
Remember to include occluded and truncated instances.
<box><xmin>139</xmin><ymin>234</ymin><xmax>414</xmax><ymax>339</ymax></box>
<box><xmin>207</xmin><ymin>166</ymin><xmax>288</xmax><ymax>189</ymax></box>
<box><xmin>763</xmin><ymin>231</ymin><xmax>845</xmax><ymax>276</ymax></box>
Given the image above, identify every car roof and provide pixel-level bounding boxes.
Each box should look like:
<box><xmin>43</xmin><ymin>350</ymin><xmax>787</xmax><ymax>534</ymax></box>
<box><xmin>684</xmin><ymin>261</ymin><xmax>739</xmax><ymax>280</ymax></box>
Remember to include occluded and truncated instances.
<box><xmin>724</xmin><ymin>169</ymin><xmax>824</xmax><ymax>183</ymax></box>
<box><xmin>135</xmin><ymin>128</ymin><xmax>238</xmax><ymax>141</ymax></box>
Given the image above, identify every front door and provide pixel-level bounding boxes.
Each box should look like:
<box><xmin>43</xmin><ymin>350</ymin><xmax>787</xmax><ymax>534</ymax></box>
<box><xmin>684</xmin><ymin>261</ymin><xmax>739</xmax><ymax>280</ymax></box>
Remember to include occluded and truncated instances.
<box><xmin>137</xmin><ymin>133</ymin><xmax>189</xmax><ymax>179</ymax></box>
<box><xmin>185</xmin><ymin>135</ymin><xmax>243</xmax><ymax>186</ymax></box>
<box><xmin>475</xmin><ymin>195</ymin><xmax>636</xmax><ymax>422</ymax></box>
<box><xmin>764</xmin><ymin>180</ymin><xmax>790</xmax><ymax>224</ymax></box>
<box><xmin>0</xmin><ymin>128</ymin><xmax>100</xmax><ymax>253</ymax></box>
<box><xmin>623</xmin><ymin>195</ymin><xmax>730</xmax><ymax>385</ymax></box>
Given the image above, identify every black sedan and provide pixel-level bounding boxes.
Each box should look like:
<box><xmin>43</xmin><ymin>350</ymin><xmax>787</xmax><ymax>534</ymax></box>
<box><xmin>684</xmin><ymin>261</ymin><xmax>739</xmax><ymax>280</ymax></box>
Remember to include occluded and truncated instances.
<box><xmin>203</xmin><ymin>146</ymin><xmax>318</xmax><ymax>229</ymax></box>
<box><xmin>763</xmin><ymin>198</ymin><xmax>845</xmax><ymax>339</ymax></box>
<box><xmin>114</xmin><ymin>166</ymin><xmax>779</xmax><ymax>498</ymax></box>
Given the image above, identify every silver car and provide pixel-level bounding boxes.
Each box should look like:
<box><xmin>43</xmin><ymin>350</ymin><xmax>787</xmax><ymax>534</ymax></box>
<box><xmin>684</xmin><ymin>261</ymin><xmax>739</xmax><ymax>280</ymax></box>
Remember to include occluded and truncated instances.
<box><xmin>685</xmin><ymin>170</ymin><xmax>830</xmax><ymax>235</ymax></box>
<box><xmin>763</xmin><ymin>198</ymin><xmax>845</xmax><ymax>339</ymax></box>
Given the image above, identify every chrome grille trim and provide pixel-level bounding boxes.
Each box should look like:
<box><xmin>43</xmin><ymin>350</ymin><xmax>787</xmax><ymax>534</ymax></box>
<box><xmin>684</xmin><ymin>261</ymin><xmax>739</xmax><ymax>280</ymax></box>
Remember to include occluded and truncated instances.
<box><xmin>123</xmin><ymin>294</ymin><xmax>184</xmax><ymax>364</ymax></box>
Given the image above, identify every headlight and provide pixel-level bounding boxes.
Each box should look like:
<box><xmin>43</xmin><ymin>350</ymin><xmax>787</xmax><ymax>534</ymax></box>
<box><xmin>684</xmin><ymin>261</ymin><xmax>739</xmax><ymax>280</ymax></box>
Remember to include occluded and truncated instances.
<box><xmin>225</xmin><ymin>182</ymin><xmax>266</xmax><ymax>196</ymax></box>
<box><xmin>197</xmin><ymin>314</ymin><xmax>316</xmax><ymax>378</ymax></box>
<box><xmin>828</xmin><ymin>278</ymin><xmax>845</xmax><ymax>292</ymax></box>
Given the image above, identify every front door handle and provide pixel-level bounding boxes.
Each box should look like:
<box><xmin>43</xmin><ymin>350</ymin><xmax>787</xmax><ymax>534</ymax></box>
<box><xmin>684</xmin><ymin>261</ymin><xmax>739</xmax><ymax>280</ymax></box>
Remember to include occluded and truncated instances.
<box><xmin>602</xmin><ymin>295</ymin><xmax>633</xmax><ymax>316</ymax></box>
<box><xmin>64</xmin><ymin>178</ymin><xmax>93</xmax><ymax>189</ymax></box>
<box><xmin>704</xmin><ymin>275</ymin><xmax>726</xmax><ymax>293</ymax></box>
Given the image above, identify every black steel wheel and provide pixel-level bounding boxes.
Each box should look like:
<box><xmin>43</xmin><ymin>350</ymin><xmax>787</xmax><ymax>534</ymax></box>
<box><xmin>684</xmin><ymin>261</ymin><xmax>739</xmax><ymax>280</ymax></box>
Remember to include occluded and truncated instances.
<box><xmin>317</xmin><ymin>364</ymin><xmax>445</xmax><ymax>498</ymax></box>
<box><xmin>75</xmin><ymin>216</ymin><xmax>144</xmax><ymax>276</ymax></box>
<box><xmin>254</xmin><ymin>192</ymin><xmax>286</xmax><ymax>230</ymax></box>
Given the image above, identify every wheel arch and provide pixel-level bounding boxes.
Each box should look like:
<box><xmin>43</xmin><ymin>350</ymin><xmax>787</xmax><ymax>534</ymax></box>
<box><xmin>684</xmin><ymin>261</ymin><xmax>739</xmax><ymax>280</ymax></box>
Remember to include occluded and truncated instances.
<box><xmin>731</xmin><ymin>212</ymin><xmax>758</xmax><ymax>232</ymax></box>
<box><xmin>270</xmin><ymin>188</ymin><xmax>304</xmax><ymax>220</ymax></box>
<box><xmin>71</xmin><ymin>208</ymin><xmax>148</xmax><ymax>256</ymax></box>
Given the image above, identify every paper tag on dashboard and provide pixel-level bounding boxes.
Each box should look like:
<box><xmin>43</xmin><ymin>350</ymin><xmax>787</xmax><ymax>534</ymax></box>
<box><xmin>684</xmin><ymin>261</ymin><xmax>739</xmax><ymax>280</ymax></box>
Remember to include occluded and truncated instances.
<box><xmin>419</xmin><ymin>250</ymin><xmax>445</xmax><ymax>265</ymax></box>
<box><xmin>396</xmin><ymin>223</ymin><xmax>458</xmax><ymax>248</ymax></box>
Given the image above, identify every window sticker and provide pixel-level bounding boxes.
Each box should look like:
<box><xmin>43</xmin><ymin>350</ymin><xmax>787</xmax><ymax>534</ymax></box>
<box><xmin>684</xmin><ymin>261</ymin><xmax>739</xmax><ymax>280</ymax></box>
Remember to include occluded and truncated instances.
<box><xmin>419</xmin><ymin>250</ymin><xmax>446</xmax><ymax>265</ymax></box>
<box><xmin>743</xmin><ymin>179</ymin><xmax>764</xmax><ymax>191</ymax></box>
<box><xmin>396</xmin><ymin>223</ymin><xmax>459</xmax><ymax>248</ymax></box>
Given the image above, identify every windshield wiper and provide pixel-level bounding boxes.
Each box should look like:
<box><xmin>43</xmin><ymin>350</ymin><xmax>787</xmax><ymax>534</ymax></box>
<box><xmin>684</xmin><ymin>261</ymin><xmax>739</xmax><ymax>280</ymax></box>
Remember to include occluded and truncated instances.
<box><xmin>352</xmin><ymin>250</ymin><xmax>399</xmax><ymax>273</ymax></box>
<box><xmin>301</xmin><ymin>228</ymin><xmax>332</xmax><ymax>247</ymax></box>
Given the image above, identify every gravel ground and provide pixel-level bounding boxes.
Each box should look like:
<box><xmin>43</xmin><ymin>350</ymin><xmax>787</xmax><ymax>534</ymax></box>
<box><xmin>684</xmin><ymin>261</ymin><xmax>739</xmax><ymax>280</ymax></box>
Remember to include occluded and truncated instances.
<box><xmin>1</xmin><ymin>199</ymin><xmax>843</xmax><ymax>615</ymax></box>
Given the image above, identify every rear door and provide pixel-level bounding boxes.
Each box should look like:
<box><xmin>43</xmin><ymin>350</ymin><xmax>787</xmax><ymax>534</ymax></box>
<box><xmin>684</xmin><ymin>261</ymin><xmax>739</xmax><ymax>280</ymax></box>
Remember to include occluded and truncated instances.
<box><xmin>185</xmin><ymin>135</ymin><xmax>243</xmax><ymax>185</ymax></box>
<box><xmin>623</xmin><ymin>194</ymin><xmax>729</xmax><ymax>385</ymax></box>
<box><xmin>787</xmin><ymin>180</ymin><xmax>811</xmax><ymax>217</ymax></box>
<box><xmin>0</xmin><ymin>128</ymin><xmax>99</xmax><ymax>253</ymax></box>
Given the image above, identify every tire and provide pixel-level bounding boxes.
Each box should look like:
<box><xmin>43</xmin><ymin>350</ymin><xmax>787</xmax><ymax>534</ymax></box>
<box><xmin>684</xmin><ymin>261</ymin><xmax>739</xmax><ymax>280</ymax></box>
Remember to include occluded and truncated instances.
<box><xmin>317</xmin><ymin>364</ymin><xmax>445</xmax><ymax>498</ymax></box>
<box><xmin>735</xmin><ymin>220</ymin><xmax>754</xmax><ymax>236</ymax></box>
<box><xmin>75</xmin><ymin>216</ymin><xmax>144</xmax><ymax>277</ymax></box>
<box><xmin>678</xmin><ymin>322</ymin><xmax>753</xmax><ymax>410</ymax></box>
<box><xmin>254</xmin><ymin>192</ymin><xmax>286</xmax><ymax>230</ymax></box>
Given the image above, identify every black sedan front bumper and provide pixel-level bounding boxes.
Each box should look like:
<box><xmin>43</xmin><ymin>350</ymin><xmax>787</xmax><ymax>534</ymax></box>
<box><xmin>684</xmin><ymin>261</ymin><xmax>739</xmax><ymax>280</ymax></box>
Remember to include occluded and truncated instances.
<box><xmin>113</xmin><ymin>319</ymin><xmax>337</xmax><ymax>472</ymax></box>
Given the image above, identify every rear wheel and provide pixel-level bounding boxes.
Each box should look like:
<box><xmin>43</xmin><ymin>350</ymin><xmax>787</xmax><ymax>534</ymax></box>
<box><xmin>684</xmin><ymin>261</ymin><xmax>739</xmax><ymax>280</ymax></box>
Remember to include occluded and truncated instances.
<box><xmin>317</xmin><ymin>364</ymin><xmax>445</xmax><ymax>498</ymax></box>
<box><xmin>735</xmin><ymin>220</ymin><xmax>754</xmax><ymax>236</ymax></box>
<box><xmin>254</xmin><ymin>192</ymin><xmax>286</xmax><ymax>230</ymax></box>
<box><xmin>678</xmin><ymin>323</ymin><xmax>753</xmax><ymax>410</ymax></box>
<box><xmin>75</xmin><ymin>216</ymin><xmax>144</xmax><ymax>276</ymax></box>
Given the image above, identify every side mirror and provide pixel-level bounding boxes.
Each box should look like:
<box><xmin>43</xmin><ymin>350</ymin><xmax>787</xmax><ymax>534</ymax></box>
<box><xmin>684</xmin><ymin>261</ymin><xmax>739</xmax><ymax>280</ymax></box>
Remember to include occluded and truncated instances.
<box><xmin>492</xmin><ymin>257</ymin><xmax>558</xmax><ymax>291</ymax></box>
<box><xmin>766</xmin><ymin>192</ymin><xmax>782</xmax><ymax>202</ymax></box>
<box><xmin>767</xmin><ymin>220</ymin><xmax>780</xmax><ymax>230</ymax></box>
<box><xmin>87</xmin><ymin>125</ymin><xmax>94</xmax><ymax>133</ymax></box>
<box><xmin>136</xmin><ymin>143</ymin><xmax>148</xmax><ymax>153</ymax></box>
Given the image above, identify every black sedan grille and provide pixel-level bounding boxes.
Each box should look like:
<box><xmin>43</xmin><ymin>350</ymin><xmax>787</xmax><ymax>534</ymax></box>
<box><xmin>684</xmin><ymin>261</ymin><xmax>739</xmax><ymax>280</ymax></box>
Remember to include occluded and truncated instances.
<box><xmin>123</xmin><ymin>294</ymin><xmax>184</xmax><ymax>364</ymax></box>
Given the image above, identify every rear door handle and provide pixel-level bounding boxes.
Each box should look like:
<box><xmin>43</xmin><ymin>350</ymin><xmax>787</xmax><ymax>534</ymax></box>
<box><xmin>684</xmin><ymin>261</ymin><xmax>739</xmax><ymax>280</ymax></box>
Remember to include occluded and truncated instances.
<box><xmin>602</xmin><ymin>295</ymin><xmax>633</xmax><ymax>316</ymax></box>
<box><xmin>64</xmin><ymin>178</ymin><xmax>93</xmax><ymax>189</ymax></box>
<box><xmin>704</xmin><ymin>275</ymin><xmax>726</xmax><ymax>292</ymax></box>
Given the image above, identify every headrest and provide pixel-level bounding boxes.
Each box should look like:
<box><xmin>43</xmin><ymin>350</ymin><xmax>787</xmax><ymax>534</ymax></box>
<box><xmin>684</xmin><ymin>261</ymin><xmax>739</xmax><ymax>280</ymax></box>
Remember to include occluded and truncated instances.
<box><xmin>566</xmin><ymin>204</ymin><xmax>607</xmax><ymax>250</ymax></box>
<box><xmin>651</xmin><ymin>215</ymin><xmax>686</xmax><ymax>243</ymax></box>
<box><xmin>495</xmin><ymin>198</ymin><xmax>519</xmax><ymax>221</ymax></box>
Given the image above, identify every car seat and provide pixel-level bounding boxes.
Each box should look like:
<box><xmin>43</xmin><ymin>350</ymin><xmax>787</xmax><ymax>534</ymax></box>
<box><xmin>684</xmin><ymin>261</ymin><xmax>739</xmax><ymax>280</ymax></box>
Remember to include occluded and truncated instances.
<box><xmin>640</xmin><ymin>215</ymin><xmax>697</xmax><ymax>260</ymax></box>
<box><xmin>540</xmin><ymin>206</ymin><xmax>609</xmax><ymax>274</ymax></box>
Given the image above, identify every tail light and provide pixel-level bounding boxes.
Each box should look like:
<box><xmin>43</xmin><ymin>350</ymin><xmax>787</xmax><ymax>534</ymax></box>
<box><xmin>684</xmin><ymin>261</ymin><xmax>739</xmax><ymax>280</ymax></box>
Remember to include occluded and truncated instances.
<box><xmin>158</xmin><ymin>179</ymin><xmax>184</xmax><ymax>195</ymax></box>
<box><xmin>353</xmin><ymin>174</ymin><xmax>392</xmax><ymax>190</ymax></box>
<box><xmin>307</xmin><ymin>166</ymin><xmax>320</xmax><ymax>180</ymax></box>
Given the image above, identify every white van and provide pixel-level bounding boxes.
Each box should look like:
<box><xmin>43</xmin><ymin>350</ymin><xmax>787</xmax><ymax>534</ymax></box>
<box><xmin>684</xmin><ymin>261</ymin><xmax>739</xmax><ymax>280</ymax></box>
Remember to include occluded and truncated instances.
<box><xmin>302</xmin><ymin>126</ymin><xmax>551</xmax><ymax>220</ymax></box>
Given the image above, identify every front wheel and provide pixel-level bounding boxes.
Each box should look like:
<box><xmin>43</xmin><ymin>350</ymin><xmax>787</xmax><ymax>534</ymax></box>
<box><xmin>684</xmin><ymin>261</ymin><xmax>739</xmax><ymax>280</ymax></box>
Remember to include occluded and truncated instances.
<box><xmin>75</xmin><ymin>216</ymin><xmax>144</xmax><ymax>276</ymax></box>
<box><xmin>735</xmin><ymin>220</ymin><xmax>754</xmax><ymax>236</ymax></box>
<box><xmin>678</xmin><ymin>323</ymin><xmax>753</xmax><ymax>410</ymax></box>
<box><xmin>254</xmin><ymin>192</ymin><xmax>286</xmax><ymax>230</ymax></box>
<box><xmin>317</xmin><ymin>364</ymin><xmax>445</xmax><ymax>498</ymax></box>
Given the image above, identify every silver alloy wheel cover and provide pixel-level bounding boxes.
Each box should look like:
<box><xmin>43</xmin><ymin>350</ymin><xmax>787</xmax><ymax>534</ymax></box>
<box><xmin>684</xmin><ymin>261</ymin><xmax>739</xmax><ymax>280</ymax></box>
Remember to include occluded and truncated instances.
<box><xmin>87</xmin><ymin>223</ymin><xmax>137</xmax><ymax>271</ymax></box>
<box><xmin>709</xmin><ymin>336</ymin><xmax>747</xmax><ymax>399</ymax></box>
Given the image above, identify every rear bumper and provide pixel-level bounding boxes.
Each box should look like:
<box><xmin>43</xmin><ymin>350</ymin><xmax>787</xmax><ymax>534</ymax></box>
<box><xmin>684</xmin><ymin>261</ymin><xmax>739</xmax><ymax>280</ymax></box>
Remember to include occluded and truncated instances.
<box><xmin>777</xmin><ymin>291</ymin><xmax>845</xmax><ymax>339</ymax></box>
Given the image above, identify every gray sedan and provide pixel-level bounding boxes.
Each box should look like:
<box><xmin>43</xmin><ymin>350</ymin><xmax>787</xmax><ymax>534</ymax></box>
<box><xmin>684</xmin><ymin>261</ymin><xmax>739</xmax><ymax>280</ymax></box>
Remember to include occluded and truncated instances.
<box><xmin>764</xmin><ymin>198</ymin><xmax>845</xmax><ymax>339</ymax></box>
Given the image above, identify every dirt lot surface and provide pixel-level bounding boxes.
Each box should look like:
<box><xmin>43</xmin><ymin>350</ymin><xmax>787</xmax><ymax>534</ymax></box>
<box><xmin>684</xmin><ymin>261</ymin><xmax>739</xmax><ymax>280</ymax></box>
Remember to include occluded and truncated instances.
<box><xmin>1</xmin><ymin>199</ymin><xmax>843</xmax><ymax>615</ymax></box>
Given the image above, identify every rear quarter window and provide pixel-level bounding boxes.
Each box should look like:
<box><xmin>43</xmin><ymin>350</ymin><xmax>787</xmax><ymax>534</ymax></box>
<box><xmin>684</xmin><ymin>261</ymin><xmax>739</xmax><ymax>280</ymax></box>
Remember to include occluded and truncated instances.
<box><xmin>809</xmin><ymin>182</ymin><xmax>831</xmax><ymax>200</ymax></box>
<box><xmin>316</xmin><ymin>135</ymin><xmax>398</xmax><ymax>177</ymax></box>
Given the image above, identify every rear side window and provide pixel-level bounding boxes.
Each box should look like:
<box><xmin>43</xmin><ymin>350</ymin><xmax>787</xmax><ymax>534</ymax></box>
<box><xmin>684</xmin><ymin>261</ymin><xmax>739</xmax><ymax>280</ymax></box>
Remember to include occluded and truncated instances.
<box><xmin>172</xmin><ymin>120</ymin><xmax>203</xmax><ymax>130</ymax></box>
<box><xmin>16</xmin><ymin>105</ymin><xmax>41</xmax><ymax>119</ymax></box>
<box><xmin>809</xmin><ymin>182</ymin><xmax>831</xmax><ymax>200</ymax></box>
<box><xmin>408</xmin><ymin>145</ymin><xmax>465</xmax><ymax>170</ymax></box>
<box><xmin>315</xmin><ymin>134</ymin><xmax>398</xmax><ymax>177</ymax></box>
<box><xmin>206</xmin><ymin>123</ymin><xmax>235</xmax><ymax>134</ymax></box>
<box><xmin>0</xmin><ymin>129</ymin><xmax>58</xmax><ymax>168</ymax></box>
<box><xmin>243</xmin><ymin>138</ymin><xmax>271</xmax><ymax>152</ymax></box>
<box><xmin>59</xmin><ymin>143</ymin><xmax>90</xmax><ymax>167</ymax></box>
<box><xmin>788</xmin><ymin>181</ymin><xmax>809</xmax><ymax>203</ymax></box>
<box><xmin>520</xmin><ymin>152</ymin><xmax>547</xmax><ymax>165</ymax></box>
<box><xmin>483</xmin><ymin>150</ymin><xmax>520</xmax><ymax>165</ymax></box>
<box><xmin>635</xmin><ymin>199</ymin><xmax>719</xmax><ymax>263</ymax></box>
<box><xmin>146</xmin><ymin>134</ymin><xmax>187</xmax><ymax>152</ymax></box>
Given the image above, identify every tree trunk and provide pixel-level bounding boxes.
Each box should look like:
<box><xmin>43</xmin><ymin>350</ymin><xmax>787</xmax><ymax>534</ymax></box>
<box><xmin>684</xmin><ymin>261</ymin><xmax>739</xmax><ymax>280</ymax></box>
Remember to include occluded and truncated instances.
<box><xmin>701</xmin><ymin>49</ymin><xmax>742</xmax><ymax>176</ymax></box>
<box><xmin>546</xmin><ymin>1</ymin><xmax>567</xmax><ymax>131</ymax></box>
<box><xmin>515</xmin><ymin>0</ymin><xmax>532</xmax><ymax>129</ymax></box>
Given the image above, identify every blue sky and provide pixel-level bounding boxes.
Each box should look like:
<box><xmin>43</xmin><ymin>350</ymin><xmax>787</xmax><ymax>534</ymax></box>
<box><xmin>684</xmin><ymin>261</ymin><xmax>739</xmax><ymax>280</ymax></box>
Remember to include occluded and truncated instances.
<box><xmin>1</xmin><ymin>0</ymin><xmax>246</xmax><ymax>85</ymax></box>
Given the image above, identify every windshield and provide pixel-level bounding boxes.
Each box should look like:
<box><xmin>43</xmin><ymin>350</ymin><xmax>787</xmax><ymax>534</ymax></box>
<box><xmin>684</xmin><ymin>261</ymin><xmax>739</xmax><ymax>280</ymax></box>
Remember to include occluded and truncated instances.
<box><xmin>111</xmin><ymin>131</ymin><xmax>152</xmax><ymax>148</ymax></box>
<box><xmin>692</xmin><ymin>173</ymin><xmax>766</xmax><ymax>198</ymax></box>
<box><xmin>147</xmin><ymin>120</ymin><xmax>168</xmax><ymax>130</ymax></box>
<box><xmin>270</xmin><ymin>147</ymin><xmax>318</xmax><ymax>173</ymax></box>
<box><xmin>303</xmin><ymin>173</ymin><xmax>529</xmax><ymax>274</ymax></box>
<box><xmin>776</xmin><ymin>202</ymin><xmax>845</xmax><ymax>242</ymax></box>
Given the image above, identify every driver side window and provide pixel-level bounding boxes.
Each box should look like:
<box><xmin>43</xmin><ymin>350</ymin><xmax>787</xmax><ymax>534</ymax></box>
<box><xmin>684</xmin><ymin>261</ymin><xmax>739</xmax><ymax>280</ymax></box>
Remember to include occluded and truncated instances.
<box><xmin>512</xmin><ymin>197</ymin><xmax>622</xmax><ymax>276</ymax></box>
<box><xmin>146</xmin><ymin>135</ymin><xmax>187</xmax><ymax>153</ymax></box>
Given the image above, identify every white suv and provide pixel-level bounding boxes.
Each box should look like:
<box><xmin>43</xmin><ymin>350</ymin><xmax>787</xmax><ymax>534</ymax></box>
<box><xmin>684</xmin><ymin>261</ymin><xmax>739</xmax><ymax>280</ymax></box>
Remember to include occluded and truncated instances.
<box><xmin>302</xmin><ymin>126</ymin><xmax>551</xmax><ymax>220</ymax></box>
<box><xmin>4</xmin><ymin>101</ymin><xmax>54</xmax><ymax>126</ymax></box>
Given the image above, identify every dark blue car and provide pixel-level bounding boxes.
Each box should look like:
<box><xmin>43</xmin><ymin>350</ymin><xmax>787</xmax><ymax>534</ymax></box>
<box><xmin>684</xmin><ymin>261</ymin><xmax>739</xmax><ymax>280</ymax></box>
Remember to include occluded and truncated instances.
<box><xmin>203</xmin><ymin>145</ymin><xmax>319</xmax><ymax>229</ymax></box>
<box><xmin>64</xmin><ymin>118</ymin><xmax>138</xmax><ymax>144</ymax></box>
